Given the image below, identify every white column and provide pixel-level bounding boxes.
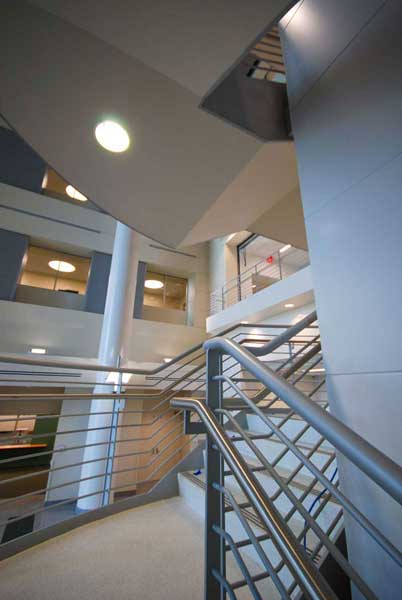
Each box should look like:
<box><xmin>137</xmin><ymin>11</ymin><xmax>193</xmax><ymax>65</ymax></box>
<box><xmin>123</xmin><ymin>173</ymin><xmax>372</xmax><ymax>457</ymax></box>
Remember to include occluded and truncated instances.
<box><xmin>77</xmin><ymin>222</ymin><xmax>139</xmax><ymax>511</ymax></box>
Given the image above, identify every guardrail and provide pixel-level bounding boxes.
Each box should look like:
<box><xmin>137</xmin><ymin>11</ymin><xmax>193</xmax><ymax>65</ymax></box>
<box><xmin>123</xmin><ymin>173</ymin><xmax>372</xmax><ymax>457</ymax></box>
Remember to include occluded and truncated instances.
<box><xmin>0</xmin><ymin>319</ymin><xmax>318</xmax><ymax>554</ymax></box>
<box><xmin>175</xmin><ymin>313</ymin><xmax>402</xmax><ymax>599</ymax></box>
<box><xmin>209</xmin><ymin>246</ymin><xmax>309</xmax><ymax>315</ymax></box>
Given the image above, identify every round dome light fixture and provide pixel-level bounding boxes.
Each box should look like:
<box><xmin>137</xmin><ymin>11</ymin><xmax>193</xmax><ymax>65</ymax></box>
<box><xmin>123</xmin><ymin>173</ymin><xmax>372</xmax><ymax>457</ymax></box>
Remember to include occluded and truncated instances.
<box><xmin>95</xmin><ymin>120</ymin><xmax>130</xmax><ymax>153</ymax></box>
<box><xmin>66</xmin><ymin>184</ymin><xmax>87</xmax><ymax>202</ymax></box>
<box><xmin>145</xmin><ymin>279</ymin><xmax>164</xmax><ymax>290</ymax></box>
<box><xmin>48</xmin><ymin>260</ymin><xmax>76</xmax><ymax>273</ymax></box>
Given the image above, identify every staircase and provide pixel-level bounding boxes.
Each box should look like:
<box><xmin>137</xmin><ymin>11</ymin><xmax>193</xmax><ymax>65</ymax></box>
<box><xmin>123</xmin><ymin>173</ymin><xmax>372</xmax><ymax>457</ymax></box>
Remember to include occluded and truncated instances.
<box><xmin>0</xmin><ymin>314</ymin><xmax>401</xmax><ymax>599</ymax></box>
<box><xmin>177</xmin><ymin>318</ymin><xmax>346</xmax><ymax>598</ymax></box>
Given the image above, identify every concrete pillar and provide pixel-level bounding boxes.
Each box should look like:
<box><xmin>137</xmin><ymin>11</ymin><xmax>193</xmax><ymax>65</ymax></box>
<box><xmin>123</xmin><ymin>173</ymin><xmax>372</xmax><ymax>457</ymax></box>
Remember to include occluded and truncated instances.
<box><xmin>77</xmin><ymin>222</ymin><xmax>139</xmax><ymax>511</ymax></box>
<box><xmin>280</xmin><ymin>1</ymin><xmax>402</xmax><ymax>597</ymax></box>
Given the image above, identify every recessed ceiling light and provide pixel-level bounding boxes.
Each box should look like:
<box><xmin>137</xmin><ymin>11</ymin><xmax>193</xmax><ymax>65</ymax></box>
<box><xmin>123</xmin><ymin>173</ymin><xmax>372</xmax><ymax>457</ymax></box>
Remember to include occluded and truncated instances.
<box><xmin>95</xmin><ymin>120</ymin><xmax>130</xmax><ymax>153</ymax></box>
<box><xmin>241</xmin><ymin>321</ymin><xmax>249</xmax><ymax>324</ymax></box>
<box><xmin>284</xmin><ymin>303</ymin><xmax>295</xmax><ymax>308</ymax></box>
<box><xmin>145</xmin><ymin>279</ymin><xmax>164</xmax><ymax>289</ymax></box>
<box><xmin>48</xmin><ymin>260</ymin><xmax>76</xmax><ymax>273</ymax></box>
<box><xmin>280</xmin><ymin>244</ymin><xmax>292</xmax><ymax>254</ymax></box>
<box><xmin>310</xmin><ymin>368</ymin><xmax>325</xmax><ymax>373</ymax></box>
<box><xmin>163</xmin><ymin>357</ymin><xmax>172</xmax><ymax>363</ymax></box>
<box><xmin>30</xmin><ymin>347</ymin><xmax>46</xmax><ymax>354</ymax></box>
<box><xmin>65</xmin><ymin>184</ymin><xmax>87</xmax><ymax>202</ymax></box>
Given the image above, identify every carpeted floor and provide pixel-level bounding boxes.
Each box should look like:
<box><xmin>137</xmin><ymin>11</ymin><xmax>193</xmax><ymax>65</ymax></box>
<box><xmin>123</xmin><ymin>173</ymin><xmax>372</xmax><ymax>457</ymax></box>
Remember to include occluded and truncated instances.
<box><xmin>0</xmin><ymin>497</ymin><xmax>206</xmax><ymax>600</ymax></box>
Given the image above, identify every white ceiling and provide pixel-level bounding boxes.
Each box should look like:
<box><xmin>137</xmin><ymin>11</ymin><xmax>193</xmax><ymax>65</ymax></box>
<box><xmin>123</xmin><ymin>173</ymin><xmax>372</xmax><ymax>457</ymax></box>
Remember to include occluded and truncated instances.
<box><xmin>181</xmin><ymin>142</ymin><xmax>299</xmax><ymax>245</ymax></box>
<box><xmin>0</xmin><ymin>0</ymin><xmax>298</xmax><ymax>248</ymax></box>
<box><xmin>244</xmin><ymin>236</ymin><xmax>283</xmax><ymax>258</ymax></box>
<box><xmin>31</xmin><ymin>0</ymin><xmax>292</xmax><ymax>97</ymax></box>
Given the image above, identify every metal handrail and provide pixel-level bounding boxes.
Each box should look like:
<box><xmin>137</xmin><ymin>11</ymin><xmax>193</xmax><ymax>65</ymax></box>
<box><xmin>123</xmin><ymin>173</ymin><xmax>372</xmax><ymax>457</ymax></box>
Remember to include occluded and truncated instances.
<box><xmin>204</xmin><ymin>334</ymin><xmax>402</xmax><ymax>507</ymax></box>
<box><xmin>0</xmin><ymin>321</ymin><xmax>299</xmax><ymax>376</ymax></box>
<box><xmin>172</xmin><ymin>314</ymin><xmax>402</xmax><ymax>598</ymax></box>
<box><xmin>171</xmin><ymin>397</ymin><xmax>336</xmax><ymax>600</ymax></box>
<box><xmin>210</xmin><ymin>246</ymin><xmax>310</xmax><ymax>314</ymax></box>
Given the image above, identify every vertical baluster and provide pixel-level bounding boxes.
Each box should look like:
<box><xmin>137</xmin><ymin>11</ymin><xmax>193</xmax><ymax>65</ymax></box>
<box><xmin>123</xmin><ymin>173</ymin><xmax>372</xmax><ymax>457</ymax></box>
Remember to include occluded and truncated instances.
<box><xmin>102</xmin><ymin>360</ymin><xmax>123</xmax><ymax>506</ymax></box>
<box><xmin>205</xmin><ymin>348</ymin><xmax>225</xmax><ymax>600</ymax></box>
<box><xmin>278</xmin><ymin>249</ymin><xmax>283</xmax><ymax>280</ymax></box>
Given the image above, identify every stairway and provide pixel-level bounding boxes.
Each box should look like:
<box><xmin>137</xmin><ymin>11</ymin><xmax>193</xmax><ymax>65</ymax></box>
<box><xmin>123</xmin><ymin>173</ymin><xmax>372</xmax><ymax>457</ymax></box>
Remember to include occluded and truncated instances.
<box><xmin>1</xmin><ymin>312</ymin><xmax>401</xmax><ymax>599</ymax></box>
<box><xmin>176</xmin><ymin>352</ymin><xmax>344</xmax><ymax>598</ymax></box>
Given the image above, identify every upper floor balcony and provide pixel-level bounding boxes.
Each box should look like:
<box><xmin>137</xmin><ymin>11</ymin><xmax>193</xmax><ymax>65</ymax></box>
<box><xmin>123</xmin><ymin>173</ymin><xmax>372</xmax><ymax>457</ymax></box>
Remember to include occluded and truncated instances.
<box><xmin>210</xmin><ymin>243</ymin><xmax>310</xmax><ymax>316</ymax></box>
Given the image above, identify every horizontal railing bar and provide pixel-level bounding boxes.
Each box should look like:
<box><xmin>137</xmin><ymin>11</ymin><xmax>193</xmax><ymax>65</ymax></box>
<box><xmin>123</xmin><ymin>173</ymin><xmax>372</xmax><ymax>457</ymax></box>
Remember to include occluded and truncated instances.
<box><xmin>217</xmin><ymin>483</ymin><xmax>296</xmax><ymax>598</ymax></box>
<box><xmin>205</xmin><ymin>328</ymin><xmax>402</xmax><ymax>505</ymax></box>
<box><xmin>0</xmin><ymin>431</ymin><xmax>194</xmax><ymax>514</ymax></box>
<box><xmin>0</xmin><ymin>438</ymin><xmax>198</xmax><ymax>532</ymax></box>
<box><xmin>221</xmin><ymin>413</ymin><xmax>376</xmax><ymax>600</ymax></box>
<box><xmin>213</xmin><ymin>524</ymin><xmax>264</xmax><ymax>600</ymax></box>
<box><xmin>227</xmin><ymin>532</ymin><xmax>271</xmax><ymax>551</ymax></box>
<box><xmin>0</xmin><ymin>415</ymin><xmax>184</xmax><ymax>469</ymax></box>
<box><xmin>0</xmin><ymin>410</ymin><xmax>181</xmax><ymax>445</ymax></box>
<box><xmin>171</xmin><ymin>397</ymin><xmax>337</xmax><ymax>600</ymax></box>
<box><xmin>0</xmin><ymin>321</ymin><xmax>303</xmax><ymax>376</ymax></box>
<box><xmin>220</xmin><ymin>376</ymin><xmax>402</xmax><ymax>568</ymax></box>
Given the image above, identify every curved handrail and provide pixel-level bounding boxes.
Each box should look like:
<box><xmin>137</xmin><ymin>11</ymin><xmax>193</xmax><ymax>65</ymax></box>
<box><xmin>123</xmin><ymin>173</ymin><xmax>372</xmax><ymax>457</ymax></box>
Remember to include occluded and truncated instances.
<box><xmin>0</xmin><ymin>318</ymin><xmax>313</xmax><ymax>374</ymax></box>
<box><xmin>204</xmin><ymin>335</ymin><xmax>402</xmax><ymax>507</ymax></box>
<box><xmin>248</xmin><ymin>310</ymin><xmax>317</xmax><ymax>356</ymax></box>
<box><xmin>171</xmin><ymin>397</ymin><xmax>336</xmax><ymax>600</ymax></box>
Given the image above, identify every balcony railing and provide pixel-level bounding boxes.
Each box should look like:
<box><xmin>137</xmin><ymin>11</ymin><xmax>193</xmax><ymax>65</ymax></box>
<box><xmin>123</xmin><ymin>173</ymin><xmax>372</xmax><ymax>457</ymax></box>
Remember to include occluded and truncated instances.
<box><xmin>210</xmin><ymin>247</ymin><xmax>309</xmax><ymax>315</ymax></box>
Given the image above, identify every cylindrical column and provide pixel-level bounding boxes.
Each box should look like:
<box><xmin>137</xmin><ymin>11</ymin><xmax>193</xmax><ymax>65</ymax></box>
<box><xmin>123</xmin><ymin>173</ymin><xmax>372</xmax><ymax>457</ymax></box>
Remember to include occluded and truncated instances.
<box><xmin>76</xmin><ymin>222</ymin><xmax>139</xmax><ymax>511</ymax></box>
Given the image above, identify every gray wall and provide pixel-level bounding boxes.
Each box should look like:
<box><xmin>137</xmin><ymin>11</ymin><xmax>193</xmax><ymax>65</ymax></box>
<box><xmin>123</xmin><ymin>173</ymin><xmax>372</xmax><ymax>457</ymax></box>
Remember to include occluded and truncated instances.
<box><xmin>0</xmin><ymin>126</ymin><xmax>46</xmax><ymax>193</ymax></box>
<box><xmin>281</xmin><ymin>1</ymin><xmax>402</xmax><ymax>597</ymax></box>
<box><xmin>84</xmin><ymin>252</ymin><xmax>112</xmax><ymax>314</ymax></box>
<box><xmin>0</xmin><ymin>228</ymin><xmax>29</xmax><ymax>300</ymax></box>
<box><xmin>202</xmin><ymin>61</ymin><xmax>289</xmax><ymax>141</ymax></box>
<box><xmin>133</xmin><ymin>261</ymin><xmax>146</xmax><ymax>319</ymax></box>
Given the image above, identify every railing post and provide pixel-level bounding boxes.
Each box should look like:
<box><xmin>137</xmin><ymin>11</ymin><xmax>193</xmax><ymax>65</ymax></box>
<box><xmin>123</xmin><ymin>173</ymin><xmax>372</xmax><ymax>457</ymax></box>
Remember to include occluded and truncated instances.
<box><xmin>278</xmin><ymin>250</ymin><xmax>283</xmax><ymax>279</ymax></box>
<box><xmin>205</xmin><ymin>348</ymin><xmax>225</xmax><ymax>600</ymax></box>
<box><xmin>102</xmin><ymin>360</ymin><xmax>125</xmax><ymax>507</ymax></box>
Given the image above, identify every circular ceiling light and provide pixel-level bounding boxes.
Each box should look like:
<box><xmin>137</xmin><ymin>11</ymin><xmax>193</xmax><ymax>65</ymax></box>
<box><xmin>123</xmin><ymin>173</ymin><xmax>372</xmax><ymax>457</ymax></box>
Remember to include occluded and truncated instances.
<box><xmin>65</xmin><ymin>184</ymin><xmax>87</xmax><ymax>202</ymax></box>
<box><xmin>48</xmin><ymin>260</ymin><xmax>76</xmax><ymax>273</ymax></box>
<box><xmin>145</xmin><ymin>279</ymin><xmax>164</xmax><ymax>290</ymax></box>
<box><xmin>95</xmin><ymin>120</ymin><xmax>130</xmax><ymax>153</ymax></box>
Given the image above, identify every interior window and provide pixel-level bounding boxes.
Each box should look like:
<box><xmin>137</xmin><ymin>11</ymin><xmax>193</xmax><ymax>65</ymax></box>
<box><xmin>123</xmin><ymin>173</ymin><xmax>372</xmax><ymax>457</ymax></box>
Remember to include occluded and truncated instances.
<box><xmin>19</xmin><ymin>246</ymin><xmax>90</xmax><ymax>295</ymax></box>
<box><xmin>42</xmin><ymin>168</ymin><xmax>89</xmax><ymax>205</ymax></box>
<box><xmin>0</xmin><ymin>415</ymin><xmax>36</xmax><ymax>437</ymax></box>
<box><xmin>143</xmin><ymin>271</ymin><xmax>187</xmax><ymax>311</ymax></box>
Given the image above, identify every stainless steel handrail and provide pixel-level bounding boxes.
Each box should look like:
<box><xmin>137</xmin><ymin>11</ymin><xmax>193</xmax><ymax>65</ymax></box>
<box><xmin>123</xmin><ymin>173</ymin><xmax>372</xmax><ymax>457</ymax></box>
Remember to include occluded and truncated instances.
<box><xmin>204</xmin><ymin>334</ymin><xmax>402</xmax><ymax>506</ymax></box>
<box><xmin>0</xmin><ymin>322</ymin><xmax>299</xmax><ymax>375</ymax></box>
<box><xmin>209</xmin><ymin>246</ymin><xmax>310</xmax><ymax>314</ymax></box>
<box><xmin>171</xmin><ymin>397</ymin><xmax>336</xmax><ymax>600</ymax></box>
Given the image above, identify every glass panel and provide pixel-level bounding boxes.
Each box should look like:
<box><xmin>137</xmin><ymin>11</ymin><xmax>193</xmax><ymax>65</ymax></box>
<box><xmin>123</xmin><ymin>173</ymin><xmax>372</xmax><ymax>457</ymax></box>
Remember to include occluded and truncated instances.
<box><xmin>143</xmin><ymin>271</ymin><xmax>165</xmax><ymax>308</ymax></box>
<box><xmin>143</xmin><ymin>271</ymin><xmax>187</xmax><ymax>312</ymax></box>
<box><xmin>164</xmin><ymin>275</ymin><xmax>187</xmax><ymax>310</ymax></box>
<box><xmin>19</xmin><ymin>246</ymin><xmax>90</xmax><ymax>295</ymax></box>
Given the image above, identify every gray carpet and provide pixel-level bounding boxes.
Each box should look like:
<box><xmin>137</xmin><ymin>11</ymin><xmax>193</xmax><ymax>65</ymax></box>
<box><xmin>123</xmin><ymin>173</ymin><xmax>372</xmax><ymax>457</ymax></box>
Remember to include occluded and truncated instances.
<box><xmin>0</xmin><ymin>497</ymin><xmax>205</xmax><ymax>600</ymax></box>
